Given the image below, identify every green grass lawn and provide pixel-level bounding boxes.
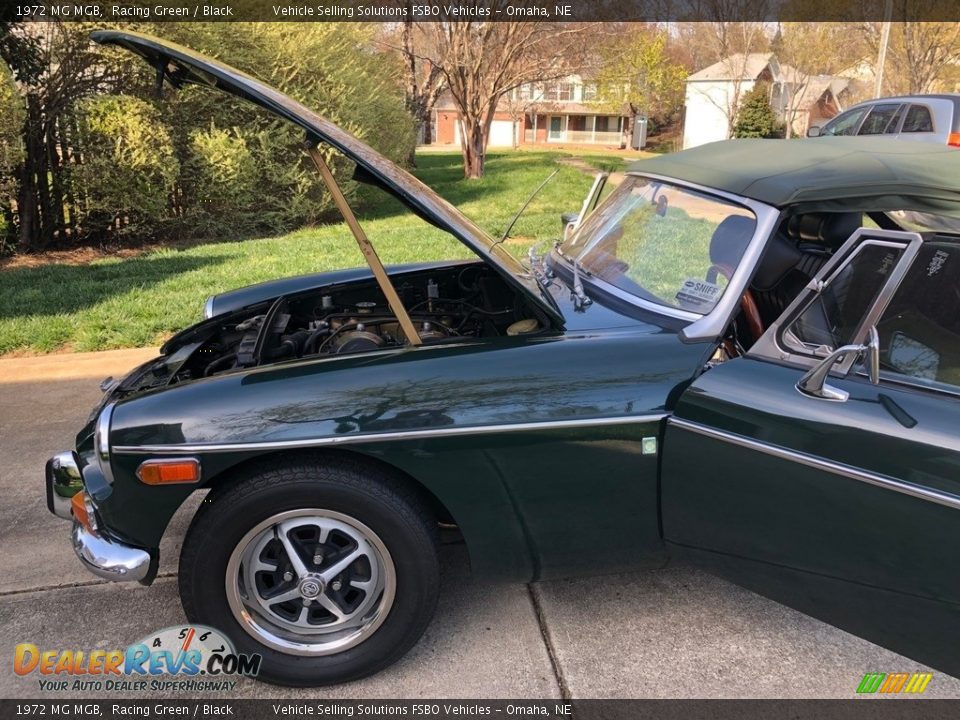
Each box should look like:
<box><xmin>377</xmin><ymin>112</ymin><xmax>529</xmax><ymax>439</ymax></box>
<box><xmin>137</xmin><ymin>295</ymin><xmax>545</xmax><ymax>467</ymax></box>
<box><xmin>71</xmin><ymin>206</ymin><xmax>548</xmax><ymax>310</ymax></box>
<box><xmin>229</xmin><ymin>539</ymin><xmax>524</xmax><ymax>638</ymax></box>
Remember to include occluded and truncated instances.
<box><xmin>0</xmin><ymin>151</ymin><xmax>603</xmax><ymax>355</ymax></box>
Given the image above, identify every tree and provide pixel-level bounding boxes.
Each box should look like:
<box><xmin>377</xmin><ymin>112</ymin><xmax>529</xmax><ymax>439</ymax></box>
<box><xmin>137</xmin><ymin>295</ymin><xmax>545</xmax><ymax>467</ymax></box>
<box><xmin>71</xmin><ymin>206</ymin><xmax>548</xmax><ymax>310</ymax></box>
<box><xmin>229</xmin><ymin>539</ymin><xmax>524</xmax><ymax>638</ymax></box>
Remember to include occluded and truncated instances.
<box><xmin>1</xmin><ymin>22</ymin><xmax>127</xmax><ymax>250</ymax></box>
<box><xmin>0</xmin><ymin>22</ymin><xmax>416</xmax><ymax>249</ymax></box>
<box><xmin>0</xmin><ymin>59</ymin><xmax>24</xmax><ymax>252</ymax></box>
<box><xmin>501</xmin><ymin>83</ymin><xmax>549</xmax><ymax>150</ymax></box>
<box><xmin>394</xmin><ymin>14</ymin><xmax>445</xmax><ymax>157</ymax></box>
<box><xmin>859</xmin><ymin>19</ymin><xmax>960</xmax><ymax>95</ymax></box>
<box><xmin>733</xmin><ymin>84</ymin><xmax>782</xmax><ymax>138</ymax></box>
<box><xmin>676</xmin><ymin>7</ymin><xmax>771</xmax><ymax>138</ymax></box>
<box><xmin>775</xmin><ymin>22</ymin><xmax>866</xmax><ymax>138</ymax></box>
<box><xmin>74</xmin><ymin>95</ymin><xmax>179</xmax><ymax>236</ymax></box>
<box><xmin>415</xmin><ymin>13</ymin><xmax>591</xmax><ymax>178</ymax></box>
<box><xmin>593</xmin><ymin>29</ymin><xmax>686</xmax><ymax>143</ymax></box>
<box><xmin>375</xmin><ymin>14</ymin><xmax>446</xmax><ymax>161</ymax></box>
<box><xmin>158</xmin><ymin>22</ymin><xmax>416</xmax><ymax>233</ymax></box>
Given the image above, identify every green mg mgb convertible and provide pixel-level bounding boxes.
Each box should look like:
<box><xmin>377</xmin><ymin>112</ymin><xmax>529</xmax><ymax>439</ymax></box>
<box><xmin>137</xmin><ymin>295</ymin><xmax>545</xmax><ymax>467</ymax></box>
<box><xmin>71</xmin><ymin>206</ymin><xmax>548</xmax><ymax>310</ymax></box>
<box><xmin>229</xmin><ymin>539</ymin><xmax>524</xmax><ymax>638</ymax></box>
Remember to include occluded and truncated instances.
<box><xmin>45</xmin><ymin>31</ymin><xmax>960</xmax><ymax>685</ymax></box>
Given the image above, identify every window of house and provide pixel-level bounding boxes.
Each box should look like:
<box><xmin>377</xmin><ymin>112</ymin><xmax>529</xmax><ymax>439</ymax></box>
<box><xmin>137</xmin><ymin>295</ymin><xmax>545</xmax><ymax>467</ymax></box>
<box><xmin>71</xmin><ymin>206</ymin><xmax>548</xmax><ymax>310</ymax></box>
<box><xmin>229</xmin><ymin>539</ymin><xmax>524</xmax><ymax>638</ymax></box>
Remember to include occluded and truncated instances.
<box><xmin>901</xmin><ymin>105</ymin><xmax>934</xmax><ymax>133</ymax></box>
<box><xmin>583</xmin><ymin>84</ymin><xmax>597</xmax><ymax>101</ymax></box>
<box><xmin>557</xmin><ymin>83</ymin><xmax>573</xmax><ymax>101</ymax></box>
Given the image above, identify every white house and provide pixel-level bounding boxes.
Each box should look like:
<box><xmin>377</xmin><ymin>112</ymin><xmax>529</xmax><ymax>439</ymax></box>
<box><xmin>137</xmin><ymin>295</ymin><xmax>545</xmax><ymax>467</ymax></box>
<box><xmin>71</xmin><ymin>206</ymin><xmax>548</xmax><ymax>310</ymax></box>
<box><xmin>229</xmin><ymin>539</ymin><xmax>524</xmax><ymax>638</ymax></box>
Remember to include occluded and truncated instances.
<box><xmin>682</xmin><ymin>53</ymin><xmax>777</xmax><ymax>149</ymax></box>
<box><xmin>682</xmin><ymin>53</ymin><xmax>852</xmax><ymax>148</ymax></box>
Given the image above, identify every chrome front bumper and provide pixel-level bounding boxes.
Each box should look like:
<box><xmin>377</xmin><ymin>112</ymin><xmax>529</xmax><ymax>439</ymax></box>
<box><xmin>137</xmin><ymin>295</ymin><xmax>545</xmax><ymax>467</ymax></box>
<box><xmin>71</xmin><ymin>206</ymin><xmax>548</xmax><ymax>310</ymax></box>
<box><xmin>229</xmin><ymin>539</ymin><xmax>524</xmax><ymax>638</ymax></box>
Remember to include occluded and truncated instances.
<box><xmin>46</xmin><ymin>451</ymin><xmax>154</xmax><ymax>584</ymax></box>
<box><xmin>71</xmin><ymin>522</ymin><xmax>153</xmax><ymax>583</ymax></box>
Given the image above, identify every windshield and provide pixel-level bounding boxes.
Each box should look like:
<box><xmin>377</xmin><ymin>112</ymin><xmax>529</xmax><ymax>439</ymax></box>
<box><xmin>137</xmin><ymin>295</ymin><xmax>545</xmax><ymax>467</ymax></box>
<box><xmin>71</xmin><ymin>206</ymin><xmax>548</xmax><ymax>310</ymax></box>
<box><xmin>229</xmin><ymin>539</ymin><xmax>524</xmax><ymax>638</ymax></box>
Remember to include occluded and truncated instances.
<box><xmin>560</xmin><ymin>176</ymin><xmax>757</xmax><ymax>315</ymax></box>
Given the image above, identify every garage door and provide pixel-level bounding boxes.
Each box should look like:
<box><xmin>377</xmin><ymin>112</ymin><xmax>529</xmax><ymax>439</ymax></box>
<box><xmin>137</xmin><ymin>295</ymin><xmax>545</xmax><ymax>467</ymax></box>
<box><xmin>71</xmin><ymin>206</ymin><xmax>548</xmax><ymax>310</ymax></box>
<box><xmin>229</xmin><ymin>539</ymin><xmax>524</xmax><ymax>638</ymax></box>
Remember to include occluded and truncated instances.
<box><xmin>488</xmin><ymin>120</ymin><xmax>516</xmax><ymax>147</ymax></box>
<box><xmin>454</xmin><ymin>119</ymin><xmax>516</xmax><ymax>147</ymax></box>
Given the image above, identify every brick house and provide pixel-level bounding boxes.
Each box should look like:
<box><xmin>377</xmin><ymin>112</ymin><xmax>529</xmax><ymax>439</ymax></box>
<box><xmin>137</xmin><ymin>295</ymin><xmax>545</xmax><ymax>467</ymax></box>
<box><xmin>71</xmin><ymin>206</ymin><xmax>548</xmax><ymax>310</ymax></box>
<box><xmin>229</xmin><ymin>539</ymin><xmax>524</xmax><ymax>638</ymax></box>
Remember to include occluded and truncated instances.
<box><xmin>430</xmin><ymin>75</ymin><xmax>630</xmax><ymax>148</ymax></box>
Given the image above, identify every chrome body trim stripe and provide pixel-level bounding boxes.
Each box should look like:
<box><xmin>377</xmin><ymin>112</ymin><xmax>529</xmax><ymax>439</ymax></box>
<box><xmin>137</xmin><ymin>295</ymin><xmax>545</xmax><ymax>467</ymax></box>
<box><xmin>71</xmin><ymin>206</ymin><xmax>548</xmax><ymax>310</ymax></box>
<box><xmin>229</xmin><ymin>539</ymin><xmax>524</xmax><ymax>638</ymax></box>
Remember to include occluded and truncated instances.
<box><xmin>113</xmin><ymin>414</ymin><xmax>668</xmax><ymax>455</ymax></box>
<box><xmin>669</xmin><ymin>417</ymin><xmax>960</xmax><ymax>511</ymax></box>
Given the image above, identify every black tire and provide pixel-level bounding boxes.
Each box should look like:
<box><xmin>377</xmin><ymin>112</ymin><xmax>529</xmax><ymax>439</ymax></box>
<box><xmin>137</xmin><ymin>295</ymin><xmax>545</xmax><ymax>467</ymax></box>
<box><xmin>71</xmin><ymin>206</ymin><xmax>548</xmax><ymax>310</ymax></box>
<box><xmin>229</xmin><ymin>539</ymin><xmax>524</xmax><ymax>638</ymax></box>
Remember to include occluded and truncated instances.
<box><xmin>178</xmin><ymin>454</ymin><xmax>440</xmax><ymax>686</ymax></box>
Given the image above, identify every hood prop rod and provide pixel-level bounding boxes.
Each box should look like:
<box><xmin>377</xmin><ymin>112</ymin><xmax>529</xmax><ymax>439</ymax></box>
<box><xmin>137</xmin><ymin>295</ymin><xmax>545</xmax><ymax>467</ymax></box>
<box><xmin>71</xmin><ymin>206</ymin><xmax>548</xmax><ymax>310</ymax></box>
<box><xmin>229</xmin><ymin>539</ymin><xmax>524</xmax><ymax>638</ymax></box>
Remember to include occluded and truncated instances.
<box><xmin>304</xmin><ymin>141</ymin><xmax>422</xmax><ymax>346</ymax></box>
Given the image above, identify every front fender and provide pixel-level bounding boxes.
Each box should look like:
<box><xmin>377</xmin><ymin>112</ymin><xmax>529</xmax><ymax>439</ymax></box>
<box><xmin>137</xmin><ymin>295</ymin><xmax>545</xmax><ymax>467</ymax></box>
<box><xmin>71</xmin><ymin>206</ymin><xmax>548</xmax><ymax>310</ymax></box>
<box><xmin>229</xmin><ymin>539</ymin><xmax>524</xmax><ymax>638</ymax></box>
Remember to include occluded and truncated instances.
<box><xmin>100</xmin><ymin>330</ymin><xmax>710</xmax><ymax>580</ymax></box>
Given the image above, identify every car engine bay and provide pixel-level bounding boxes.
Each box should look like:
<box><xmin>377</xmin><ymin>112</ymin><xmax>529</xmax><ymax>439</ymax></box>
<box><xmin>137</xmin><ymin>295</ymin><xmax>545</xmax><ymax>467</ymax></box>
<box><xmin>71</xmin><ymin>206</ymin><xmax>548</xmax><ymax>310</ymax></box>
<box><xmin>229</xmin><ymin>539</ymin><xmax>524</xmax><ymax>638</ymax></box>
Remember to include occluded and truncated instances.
<box><xmin>109</xmin><ymin>263</ymin><xmax>546</xmax><ymax>398</ymax></box>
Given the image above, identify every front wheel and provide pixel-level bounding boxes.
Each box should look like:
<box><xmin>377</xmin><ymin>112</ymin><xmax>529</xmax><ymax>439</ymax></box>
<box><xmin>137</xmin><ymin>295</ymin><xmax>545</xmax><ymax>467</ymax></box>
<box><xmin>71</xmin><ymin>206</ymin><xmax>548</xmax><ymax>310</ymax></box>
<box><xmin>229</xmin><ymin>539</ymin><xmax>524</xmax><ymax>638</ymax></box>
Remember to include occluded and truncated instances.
<box><xmin>178</xmin><ymin>457</ymin><xmax>440</xmax><ymax>686</ymax></box>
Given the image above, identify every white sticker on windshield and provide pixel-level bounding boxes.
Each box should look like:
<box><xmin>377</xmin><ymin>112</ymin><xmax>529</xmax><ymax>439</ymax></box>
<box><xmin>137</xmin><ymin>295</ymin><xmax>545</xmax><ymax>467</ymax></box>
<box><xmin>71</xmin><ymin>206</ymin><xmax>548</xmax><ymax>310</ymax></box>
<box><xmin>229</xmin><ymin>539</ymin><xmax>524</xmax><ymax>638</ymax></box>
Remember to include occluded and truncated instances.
<box><xmin>676</xmin><ymin>278</ymin><xmax>722</xmax><ymax>309</ymax></box>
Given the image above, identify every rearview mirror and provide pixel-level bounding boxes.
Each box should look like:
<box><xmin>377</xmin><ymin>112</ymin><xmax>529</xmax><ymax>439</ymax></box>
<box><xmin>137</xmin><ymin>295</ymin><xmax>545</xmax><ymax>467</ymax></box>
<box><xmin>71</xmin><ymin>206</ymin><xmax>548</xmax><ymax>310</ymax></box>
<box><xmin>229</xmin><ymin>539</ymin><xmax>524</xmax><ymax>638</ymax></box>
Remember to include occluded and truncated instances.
<box><xmin>807</xmin><ymin>126</ymin><xmax>822</xmax><ymax>137</ymax></box>
<box><xmin>797</xmin><ymin>326</ymin><xmax>879</xmax><ymax>401</ymax></box>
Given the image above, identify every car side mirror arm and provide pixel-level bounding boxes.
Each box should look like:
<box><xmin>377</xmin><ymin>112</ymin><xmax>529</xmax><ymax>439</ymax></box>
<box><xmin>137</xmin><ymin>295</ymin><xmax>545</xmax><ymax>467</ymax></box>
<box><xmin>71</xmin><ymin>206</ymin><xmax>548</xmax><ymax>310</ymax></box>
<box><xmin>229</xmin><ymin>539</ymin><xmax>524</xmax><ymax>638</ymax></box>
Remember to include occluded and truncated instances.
<box><xmin>797</xmin><ymin>327</ymin><xmax>880</xmax><ymax>401</ymax></box>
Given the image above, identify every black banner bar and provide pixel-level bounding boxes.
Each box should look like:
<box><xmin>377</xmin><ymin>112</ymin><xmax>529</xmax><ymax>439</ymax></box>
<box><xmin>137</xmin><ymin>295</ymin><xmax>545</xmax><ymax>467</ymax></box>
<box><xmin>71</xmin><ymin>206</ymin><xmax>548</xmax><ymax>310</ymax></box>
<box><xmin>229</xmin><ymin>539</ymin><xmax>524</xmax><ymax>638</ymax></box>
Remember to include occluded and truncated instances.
<box><xmin>4</xmin><ymin>700</ymin><xmax>960</xmax><ymax>720</ymax></box>
<box><xmin>6</xmin><ymin>0</ymin><xmax>960</xmax><ymax>23</ymax></box>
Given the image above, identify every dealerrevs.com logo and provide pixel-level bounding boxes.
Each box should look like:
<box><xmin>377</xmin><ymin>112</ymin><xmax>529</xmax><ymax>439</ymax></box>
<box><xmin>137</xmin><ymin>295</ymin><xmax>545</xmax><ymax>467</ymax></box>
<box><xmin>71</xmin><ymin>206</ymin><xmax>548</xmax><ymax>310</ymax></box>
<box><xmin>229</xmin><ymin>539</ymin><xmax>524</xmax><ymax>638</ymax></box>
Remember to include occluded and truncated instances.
<box><xmin>14</xmin><ymin>625</ymin><xmax>261</xmax><ymax>693</ymax></box>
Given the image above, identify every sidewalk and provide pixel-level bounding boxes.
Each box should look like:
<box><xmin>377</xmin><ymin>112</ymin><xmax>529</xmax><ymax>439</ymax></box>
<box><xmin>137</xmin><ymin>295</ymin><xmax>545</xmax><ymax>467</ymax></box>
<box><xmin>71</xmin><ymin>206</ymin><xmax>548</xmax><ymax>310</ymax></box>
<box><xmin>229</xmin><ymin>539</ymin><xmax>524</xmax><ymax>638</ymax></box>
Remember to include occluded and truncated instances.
<box><xmin>0</xmin><ymin>347</ymin><xmax>158</xmax><ymax>383</ymax></box>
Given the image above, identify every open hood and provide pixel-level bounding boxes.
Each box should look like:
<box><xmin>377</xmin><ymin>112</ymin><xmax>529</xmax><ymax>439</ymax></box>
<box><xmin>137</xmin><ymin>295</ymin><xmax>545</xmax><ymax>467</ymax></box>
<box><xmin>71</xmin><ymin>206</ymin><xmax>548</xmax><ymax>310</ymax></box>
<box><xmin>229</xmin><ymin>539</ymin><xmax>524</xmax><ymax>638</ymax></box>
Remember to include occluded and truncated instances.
<box><xmin>90</xmin><ymin>30</ymin><xmax>562</xmax><ymax>325</ymax></box>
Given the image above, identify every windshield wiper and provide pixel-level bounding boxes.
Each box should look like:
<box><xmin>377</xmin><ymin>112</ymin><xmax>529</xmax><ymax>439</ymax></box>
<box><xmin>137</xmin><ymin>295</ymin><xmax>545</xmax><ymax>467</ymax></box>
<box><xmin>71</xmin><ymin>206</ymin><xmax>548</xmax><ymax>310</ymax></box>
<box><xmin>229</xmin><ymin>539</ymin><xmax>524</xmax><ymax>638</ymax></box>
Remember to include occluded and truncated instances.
<box><xmin>570</xmin><ymin>254</ymin><xmax>593</xmax><ymax>311</ymax></box>
<box><xmin>553</xmin><ymin>243</ymin><xmax>593</xmax><ymax>311</ymax></box>
<box><xmin>527</xmin><ymin>242</ymin><xmax>552</xmax><ymax>288</ymax></box>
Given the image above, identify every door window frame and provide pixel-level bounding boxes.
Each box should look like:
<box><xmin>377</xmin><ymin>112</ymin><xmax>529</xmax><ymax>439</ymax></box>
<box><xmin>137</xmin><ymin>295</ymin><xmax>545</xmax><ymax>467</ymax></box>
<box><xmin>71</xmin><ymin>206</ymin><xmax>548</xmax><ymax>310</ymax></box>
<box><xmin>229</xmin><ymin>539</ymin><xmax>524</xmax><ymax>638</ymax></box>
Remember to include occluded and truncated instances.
<box><xmin>750</xmin><ymin>228</ymin><xmax>924</xmax><ymax>375</ymax></box>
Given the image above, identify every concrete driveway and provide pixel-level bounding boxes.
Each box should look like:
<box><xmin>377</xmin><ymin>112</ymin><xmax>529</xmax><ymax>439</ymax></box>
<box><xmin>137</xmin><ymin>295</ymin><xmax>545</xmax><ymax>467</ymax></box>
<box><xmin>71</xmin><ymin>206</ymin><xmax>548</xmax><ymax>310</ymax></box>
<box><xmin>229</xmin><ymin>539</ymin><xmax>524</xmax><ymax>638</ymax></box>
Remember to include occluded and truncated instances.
<box><xmin>2</xmin><ymin>349</ymin><xmax>958</xmax><ymax>699</ymax></box>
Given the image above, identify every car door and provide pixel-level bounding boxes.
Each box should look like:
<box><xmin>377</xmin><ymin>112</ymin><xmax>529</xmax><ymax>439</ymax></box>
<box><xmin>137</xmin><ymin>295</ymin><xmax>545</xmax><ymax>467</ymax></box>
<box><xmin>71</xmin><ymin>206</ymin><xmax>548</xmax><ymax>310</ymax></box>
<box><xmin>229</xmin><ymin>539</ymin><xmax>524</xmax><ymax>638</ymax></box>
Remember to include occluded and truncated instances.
<box><xmin>661</xmin><ymin>227</ymin><xmax>960</xmax><ymax>677</ymax></box>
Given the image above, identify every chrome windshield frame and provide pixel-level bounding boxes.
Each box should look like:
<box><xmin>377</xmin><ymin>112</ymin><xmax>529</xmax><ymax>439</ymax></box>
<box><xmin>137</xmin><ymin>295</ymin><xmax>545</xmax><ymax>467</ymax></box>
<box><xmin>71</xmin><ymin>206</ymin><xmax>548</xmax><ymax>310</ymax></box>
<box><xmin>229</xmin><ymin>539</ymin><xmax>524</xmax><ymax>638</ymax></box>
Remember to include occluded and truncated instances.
<box><xmin>558</xmin><ymin>172</ymin><xmax>781</xmax><ymax>341</ymax></box>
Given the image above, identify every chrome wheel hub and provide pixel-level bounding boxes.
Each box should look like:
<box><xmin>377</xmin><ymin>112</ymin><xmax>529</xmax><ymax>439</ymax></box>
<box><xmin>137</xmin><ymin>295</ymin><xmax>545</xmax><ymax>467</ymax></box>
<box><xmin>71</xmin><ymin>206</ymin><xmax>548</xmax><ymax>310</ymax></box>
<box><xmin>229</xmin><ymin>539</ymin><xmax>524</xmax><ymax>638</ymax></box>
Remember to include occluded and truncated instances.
<box><xmin>226</xmin><ymin>509</ymin><xmax>396</xmax><ymax>656</ymax></box>
<box><xmin>298</xmin><ymin>575</ymin><xmax>323</xmax><ymax>599</ymax></box>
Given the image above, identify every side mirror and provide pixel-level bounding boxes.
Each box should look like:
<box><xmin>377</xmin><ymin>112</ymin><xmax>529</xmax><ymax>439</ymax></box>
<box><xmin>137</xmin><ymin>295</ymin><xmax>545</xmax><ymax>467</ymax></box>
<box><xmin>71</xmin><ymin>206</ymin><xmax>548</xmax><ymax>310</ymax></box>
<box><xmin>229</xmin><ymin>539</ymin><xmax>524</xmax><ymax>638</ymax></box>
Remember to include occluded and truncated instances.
<box><xmin>797</xmin><ymin>327</ymin><xmax>879</xmax><ymax>401</ymax></box>
<box><xmin>806</xmin><ymin>126</ymin><xmax>822</xmax><ymax>137</ymax></box>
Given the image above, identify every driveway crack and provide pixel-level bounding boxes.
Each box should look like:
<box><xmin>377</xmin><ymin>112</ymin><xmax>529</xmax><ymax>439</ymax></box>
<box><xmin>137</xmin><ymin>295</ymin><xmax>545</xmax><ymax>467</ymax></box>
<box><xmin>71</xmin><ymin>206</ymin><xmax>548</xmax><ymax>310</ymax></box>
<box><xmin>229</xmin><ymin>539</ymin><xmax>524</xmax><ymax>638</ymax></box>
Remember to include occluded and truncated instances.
<box><xmin>0</xmin><ymin>572</ymin><xmax>175</xmax><ymax>598</ymax></box>
<box><xmin>527</xmin><ymin>583</ymin><xmax>571</xmax><ymax>700</ymax></box>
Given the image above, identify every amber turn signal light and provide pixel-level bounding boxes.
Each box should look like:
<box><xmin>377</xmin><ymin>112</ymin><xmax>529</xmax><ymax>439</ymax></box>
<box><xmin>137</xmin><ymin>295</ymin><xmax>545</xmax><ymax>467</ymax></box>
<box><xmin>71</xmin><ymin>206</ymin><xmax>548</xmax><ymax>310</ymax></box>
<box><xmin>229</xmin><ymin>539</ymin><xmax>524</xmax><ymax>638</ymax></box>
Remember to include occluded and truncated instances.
<box><xmin>949</xmin><ymin>133</ymin><xmax>960</xmax><ymax>148</ymax></box>
<box><xmin>71</xmin><ymin>492</ymin><xmax>96</xmax><ymax>533</ymax></box>
<box><xmin>137</xmin><ymin>459</ymin><xmax>201</xmax><ymax>485</ymax></box>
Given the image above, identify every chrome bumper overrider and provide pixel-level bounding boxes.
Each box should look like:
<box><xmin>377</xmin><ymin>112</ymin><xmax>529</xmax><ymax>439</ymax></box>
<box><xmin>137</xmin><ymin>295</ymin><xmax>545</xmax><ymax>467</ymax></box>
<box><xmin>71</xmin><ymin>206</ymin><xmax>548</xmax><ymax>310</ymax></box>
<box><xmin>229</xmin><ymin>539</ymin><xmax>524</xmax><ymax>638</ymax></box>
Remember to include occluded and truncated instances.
<box><xmin>46</xmin><ymin>451</ymin><xmax>154</xmax><ymax>584</ymax></box>
<box><xmin>71</xmin><ymin>522</ymin><xmax>153</xmax><ymax>583</ymax></box>
<box><xmin>45</xmin><ymin>451</ymin><xmax>83</xmax><ymax>520</ymax></box>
